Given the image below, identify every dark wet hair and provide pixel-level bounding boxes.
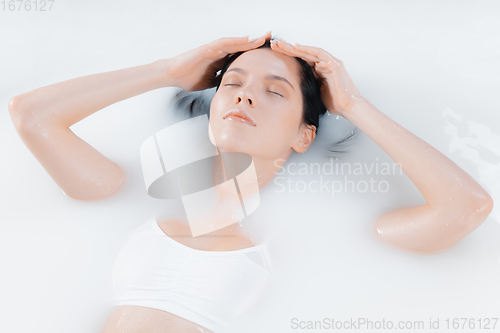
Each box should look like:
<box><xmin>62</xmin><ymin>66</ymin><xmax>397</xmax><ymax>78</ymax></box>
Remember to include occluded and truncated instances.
<box><xmin>171</xmin><ymin>37</ymin><xmax>358</xmax><ymax>156</ymax></box>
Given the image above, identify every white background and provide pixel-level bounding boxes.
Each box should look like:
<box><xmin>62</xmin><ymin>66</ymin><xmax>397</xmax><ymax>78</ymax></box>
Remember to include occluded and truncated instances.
<box><xmin>1</xmin><ymin>0</ymin><xmax>499</xmax><ymax>332</ymax></box>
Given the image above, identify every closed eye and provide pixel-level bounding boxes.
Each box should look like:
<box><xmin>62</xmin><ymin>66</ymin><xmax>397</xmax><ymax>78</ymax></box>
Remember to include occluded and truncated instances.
<box><xmin>224</xmin><ymin>84</ymin><xmax>283</xmax><ymax>97</ymax></box>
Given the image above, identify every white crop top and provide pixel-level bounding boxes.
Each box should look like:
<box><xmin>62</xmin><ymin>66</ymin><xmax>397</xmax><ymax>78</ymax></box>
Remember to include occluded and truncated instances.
<box><xmin>112</xmin><ymin>217</ymin><xmax>271</xmax><ymax>332</ymax></box>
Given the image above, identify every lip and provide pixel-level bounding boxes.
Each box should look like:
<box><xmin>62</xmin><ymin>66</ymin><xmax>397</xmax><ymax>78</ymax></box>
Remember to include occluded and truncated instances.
<box><xmin>222</xmin><ymin>109</ymin><xmax>256</xmax><ymax>127</ymax></box>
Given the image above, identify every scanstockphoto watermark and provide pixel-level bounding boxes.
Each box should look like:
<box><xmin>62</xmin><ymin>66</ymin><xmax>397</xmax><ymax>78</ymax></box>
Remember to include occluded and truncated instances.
<box><xmin>290</xmin><ymin>317</ymin><xmax>499</xmax><ymax>330</ymax></box>
<box><xmin>291</xmin><ymin>317</ymin><xmax>425</xmax><ymax>330</ymax></box>
<box><xmin>273</xmin><ymin>157</ymin><xmax>404</xmax><ymax>196</ymax></box>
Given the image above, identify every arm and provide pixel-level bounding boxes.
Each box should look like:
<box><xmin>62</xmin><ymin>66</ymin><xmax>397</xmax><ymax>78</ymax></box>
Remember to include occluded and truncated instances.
<box><xmin>9</xmin><ymin>60</ymin><xmax>169</xmax><ymax>200</ymax></box>
<box><xmin>8</xmin><ymin>33</ymin><xmax>271</xmax><ymax>201</ymax></box>
<box><xmin>271</xmin><ymin>39</ymin><xmax>494</xmax><ymax>253</ymax></box>
<box><xmin>343</xmin><ymin>98</ymin><xmax>493</xmax><ymax>253</ymax></box>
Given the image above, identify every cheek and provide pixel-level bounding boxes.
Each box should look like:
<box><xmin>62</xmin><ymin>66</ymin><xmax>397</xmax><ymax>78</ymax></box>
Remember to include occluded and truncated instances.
<box><xmin>210</xmin><ymin>94</ymin><xmax>220</xmax><ymax>115</ymax></box>
<box><xmin>208</xmin><ymin>120</ymin><xmax>216</xmax><ymax>147</ymax></box>
<box><xmin>266</xmin><ymin>121</ymin><xmax>296</xmax><ymax>147</ymax></box>
<box><xmin>259</xmin><ymin>106</ymin><xmax>302</xmax><ymax>144</ymax></box>
<box><xmin>208</xmin><ymin>95</ymin><xmax>224</xmax><ymax>128</ymax></box>
<box><xmin>209</xmin><ymin>93</ymin><xmax>227</xmax><ymax>120</ymax></box>
<box><xmin>268</xmin><ymin>103</ymin><xmax>302</xmax><ymax>130</ymax></box>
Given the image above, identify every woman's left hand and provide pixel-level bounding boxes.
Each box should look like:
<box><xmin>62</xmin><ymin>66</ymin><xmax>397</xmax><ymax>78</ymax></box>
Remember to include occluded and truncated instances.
<box><xmin>270</xmin><ymin>39</ymin><xmax>364</xmax><ymax>117</ymax></box>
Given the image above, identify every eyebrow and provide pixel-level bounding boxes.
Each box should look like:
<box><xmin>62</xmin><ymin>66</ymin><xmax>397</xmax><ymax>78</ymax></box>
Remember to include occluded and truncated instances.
<box><xmin>225</xmin><ymin>68</ymin><xmax>295</xmax><ymax>91</ymax></box>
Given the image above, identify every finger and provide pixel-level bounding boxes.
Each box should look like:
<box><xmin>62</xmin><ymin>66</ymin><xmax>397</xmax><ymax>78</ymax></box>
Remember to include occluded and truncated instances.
<box><xmin>211</xmin><ymin>35</ymin><xmax>266</xmax><ymax>55</ymax></box>
<box><xmin>276</xmin><ymin>40</ymin><xmax>321</xmax><ymax>64</ymax></box>
<box><xmin>270</xmin><ymin>39</ymin><xmax>308</xmax><ymax>60</ymax></box>
<box><xmin>270</xmin><ymin>40</ymin><xmax>296</xmax><ymax>57</ymax></box>
<box><xmin>278</xmin><ymin>40</ymin><xmax>343</xmax><ymax>69</ymax></box>
<box><xmin>274</xmin><ymin>39</ymin><xmax>320</xmax><ymax>64</ymax></box>
<box><xmin>205</xmin><ymin>36</ymin><xmax>249</xmax><ymax>54</ymax></box>
<box><xmin>294</xmin><ymin>43</ymin><xmax>342</xmax><ymax>65</ymax></box>
<box><xmin>247</xmin><ymin>31</ymin><xmax>272</xmax><ymax>46</ymax></box>
<box><xmin>246</xmin><ymin>30</ymin><xmax>272</xmax><ymax>47</ymax></box>
<box><xmin>271</xmin><ymin>41</ymin><xmax>323</xmax><ymax>80</ymax></box>
<box><xmin>241</xmin><ymin>30</ymin><xmax>271</xmax><ymax>44</ymax></box>
<box><xmin>272</xmin><ymin>40</ymin><xmax>317</xmax><ymax>67</ymax></box>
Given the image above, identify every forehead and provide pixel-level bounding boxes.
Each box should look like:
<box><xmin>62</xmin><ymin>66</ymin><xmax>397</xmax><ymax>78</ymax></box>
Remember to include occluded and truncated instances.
<box><xmin>227</xmin><ymin>48</ymin><xmax>301</xmax><ymax>82</ymax></box>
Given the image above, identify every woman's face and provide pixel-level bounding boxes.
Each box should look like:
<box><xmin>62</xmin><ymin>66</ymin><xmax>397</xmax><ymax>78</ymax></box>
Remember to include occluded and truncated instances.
<box><xmin>209</xmin><ymin>48</ymin><xmax>312</xmax><ymax>160</ymax></box>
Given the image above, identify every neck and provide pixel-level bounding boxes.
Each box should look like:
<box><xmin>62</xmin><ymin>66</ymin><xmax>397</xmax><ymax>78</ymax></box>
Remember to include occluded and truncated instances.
<box><xmin>186</xmin><ymin>148</ymin><xmax>291</xmax><ymax>237</ymax></box>
<box><xmin>215</xmin><ymin>147</ymin><xmax>292</xmax><ymax>196</ymax></box>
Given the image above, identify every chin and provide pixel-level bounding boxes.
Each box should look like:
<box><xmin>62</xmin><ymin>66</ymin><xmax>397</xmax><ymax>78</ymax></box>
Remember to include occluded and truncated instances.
<box><xmin>211</xmin><ymin>129</ymin><xmax>249</xmax><ymax>153</ymax></box>
<box><xmin>215</xmin><ymin>136</ymin><xmax>251</xmax><ymax>154</ymax></box>
<box><xmin>210</xmin><ymin>120</ymin><xmax>258</xmax><ymax>154</ymax></box>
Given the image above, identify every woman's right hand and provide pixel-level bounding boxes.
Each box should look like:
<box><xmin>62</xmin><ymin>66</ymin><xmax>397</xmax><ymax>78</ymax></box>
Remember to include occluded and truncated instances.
<box><xmin>164</xmin><ymin>31</ymin><xmax>272</xmax><ymax>91</ymax></box>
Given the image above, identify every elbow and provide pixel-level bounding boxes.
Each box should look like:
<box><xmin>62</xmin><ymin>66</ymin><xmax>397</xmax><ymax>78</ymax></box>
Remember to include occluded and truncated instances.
<box><xmin>478</xmin><ymin>192</ymin><xmax>494</xmax><ymax>218</ymax></box>
<box><xmin>9</xmin><ymin>95</ymin><xmax>29</xmax><ymax>130</ymax></box>
<box><xmin>8</xmin><ymin>95</ymin><xmax>22</xmax><ymax>123</ymax></box>
<box><xmin>424</xmin><ymin>196</ymin><xmax>494</xmax><ymax>253</ymax></box>
<box><xmin>374</xmin><ymin>224</ymin><xmax>450</xmax><ymax>254</ymax></box>
<box><xmin>8</xmin><ymin>94</ymin><xmax>35</xmax><ymax>132</ymax></box>
<box><xmin>373</xmin><ymin>197</ymin><xmax>495</xmax><ymax>254</ymax></box>
<box><xmin>461</xmin><ymin>191</ymin><xmax>495</xmax><ymax>230</ymax></box>
<box><xmin>468</xmin><ymin>184</ymin><xmax>494</xmax><ymax>218</ymax></box>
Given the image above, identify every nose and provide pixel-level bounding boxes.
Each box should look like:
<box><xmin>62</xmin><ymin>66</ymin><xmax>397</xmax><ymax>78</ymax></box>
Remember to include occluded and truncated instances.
<box><xmin>235</xmin><ymin>91</ymin><xmax>254</xmax><ymax>107</ymax></box>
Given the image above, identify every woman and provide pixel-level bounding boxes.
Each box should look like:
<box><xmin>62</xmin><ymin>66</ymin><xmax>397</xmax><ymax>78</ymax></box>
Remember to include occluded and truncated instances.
<box><xmin>8</xmin><ymin>31</ymin><xmax>494</xmax><ymax>332</ymax></box>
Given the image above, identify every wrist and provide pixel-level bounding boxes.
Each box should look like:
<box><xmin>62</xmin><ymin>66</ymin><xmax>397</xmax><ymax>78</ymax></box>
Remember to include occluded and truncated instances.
<box><xmin>341</xmin><ymin>96</ymin><xmax>370</xmax><ymax>119</ymax></box>
<box><xmin>151</xmin><ymin>59</ymin><xmax>174</xmax><ymax>88</ymax></box>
